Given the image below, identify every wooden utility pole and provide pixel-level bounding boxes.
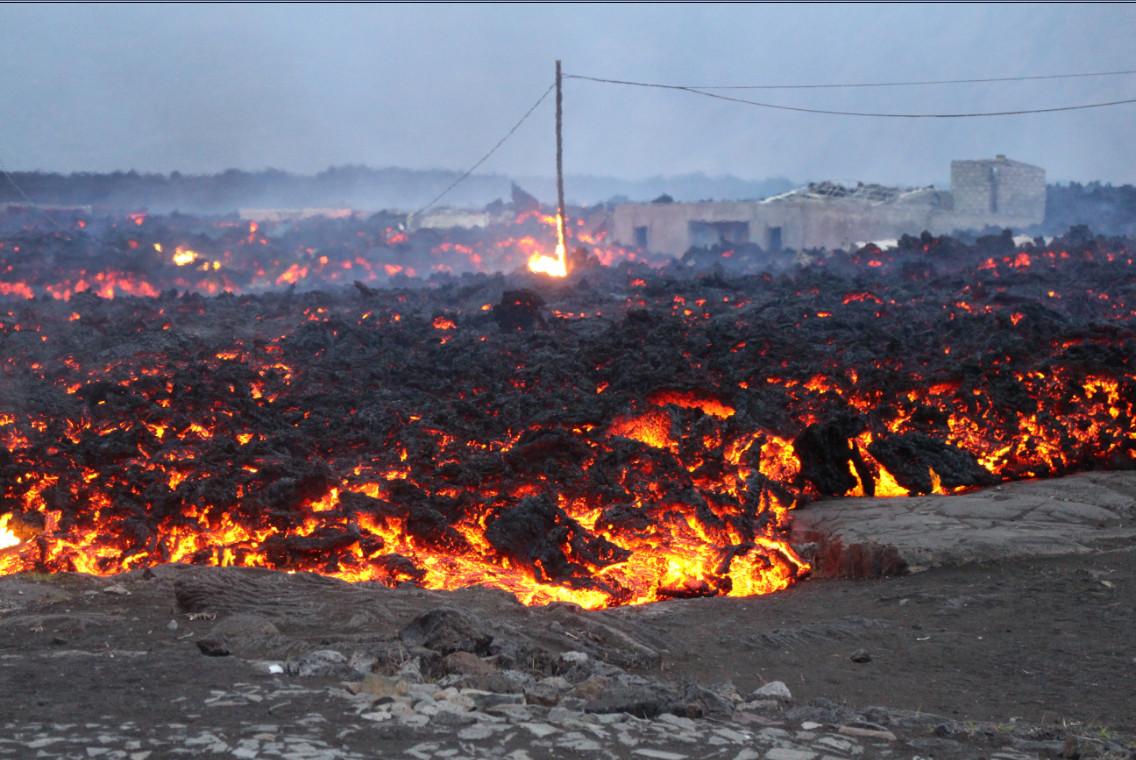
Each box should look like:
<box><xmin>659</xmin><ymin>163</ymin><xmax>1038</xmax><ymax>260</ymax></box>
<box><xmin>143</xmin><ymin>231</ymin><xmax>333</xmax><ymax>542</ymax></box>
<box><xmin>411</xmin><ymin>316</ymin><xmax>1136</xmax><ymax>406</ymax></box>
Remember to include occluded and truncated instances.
<box><xmin>555</xmin><ymin>60</ymin><xmax>568</xmax><ymax>253</ymax></box>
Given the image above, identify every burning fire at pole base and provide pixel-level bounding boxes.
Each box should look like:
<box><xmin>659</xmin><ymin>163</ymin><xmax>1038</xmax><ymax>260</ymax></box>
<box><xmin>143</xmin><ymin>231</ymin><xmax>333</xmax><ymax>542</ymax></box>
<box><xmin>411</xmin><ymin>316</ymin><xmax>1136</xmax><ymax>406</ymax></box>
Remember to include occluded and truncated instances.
<box><xmin>0</xmin><ymin>219</ymin><xmax>1134</xmax><ymax>608</ymax></box>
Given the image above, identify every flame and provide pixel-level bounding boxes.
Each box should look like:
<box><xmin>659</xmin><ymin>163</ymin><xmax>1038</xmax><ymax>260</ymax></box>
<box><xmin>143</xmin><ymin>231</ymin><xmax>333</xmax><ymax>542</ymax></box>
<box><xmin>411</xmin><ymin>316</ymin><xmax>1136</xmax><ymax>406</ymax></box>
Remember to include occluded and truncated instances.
<box><xmin>609</xmin><ymin>408</ymin><xmax>676</xmax><ymax>450</ymax></box>
<box><xmin>649</xmin><ymin>390</ymin><xmax>735</xmax><ymax>419</ymax></box>
<box><xmin>0</xmin><ymin>514</ymin><xmax>19</xmax><ymax>551</ymax></box>
<box><xmin>526</xmin><ymin>214</ymin><xmax>568</xmax><ymax>277</ymax></box>
<box><xmin>172</xmin><ymin>247</ymin><xmax>199</xmax><ymax>267</ymax></box>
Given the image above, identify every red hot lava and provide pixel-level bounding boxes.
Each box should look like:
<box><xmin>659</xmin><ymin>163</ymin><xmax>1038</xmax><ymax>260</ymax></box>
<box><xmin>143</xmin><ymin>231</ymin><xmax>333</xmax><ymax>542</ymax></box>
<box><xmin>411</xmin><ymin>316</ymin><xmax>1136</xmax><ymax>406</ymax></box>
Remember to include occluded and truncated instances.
<box><xmin>0</xmin><ymin>220</ymin><xmax>1134</xmax><ymax>608</ymax></box>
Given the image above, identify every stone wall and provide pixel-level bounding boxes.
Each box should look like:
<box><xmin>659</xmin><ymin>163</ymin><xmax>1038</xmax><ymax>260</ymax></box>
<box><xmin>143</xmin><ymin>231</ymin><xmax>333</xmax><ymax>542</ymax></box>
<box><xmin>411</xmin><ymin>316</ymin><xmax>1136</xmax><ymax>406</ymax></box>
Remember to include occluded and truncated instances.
<box><xmin>950</xmin><ymin>161</ymin><xmax>995</xmax><ymax>215</ymax></box>
<box><xmin>612</xmin><ymin>157</ymin><xmax>1047</xmax><ymax>256</ymax></box>
<box><xmin>951</xmin><ymin>157</ymin><xmax>1046</xmax><ymax>220</ymax></box>
<box><xmin>992</xmin><ymin>160</ymin><xmax>1046</xmax><ymax>219</ymax></box>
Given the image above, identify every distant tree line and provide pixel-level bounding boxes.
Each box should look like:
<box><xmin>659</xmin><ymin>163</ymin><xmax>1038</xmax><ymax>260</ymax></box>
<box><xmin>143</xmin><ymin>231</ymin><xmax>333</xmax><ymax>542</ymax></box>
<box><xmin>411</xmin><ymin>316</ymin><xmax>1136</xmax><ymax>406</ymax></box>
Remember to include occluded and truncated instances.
<box><xmin>1041</xmin><ymin>181</ymin><xmax>1136</xmax><ymax>236</ymax></box>
<box><xmin>3</xmin><ymin>170</ymin><xmax>1135</xmax><ymax>235</ymax></box>
<box><xmin>0</xmin><ymin>166</ymin><xmax>514</xmax><ymax>215</ymax></box>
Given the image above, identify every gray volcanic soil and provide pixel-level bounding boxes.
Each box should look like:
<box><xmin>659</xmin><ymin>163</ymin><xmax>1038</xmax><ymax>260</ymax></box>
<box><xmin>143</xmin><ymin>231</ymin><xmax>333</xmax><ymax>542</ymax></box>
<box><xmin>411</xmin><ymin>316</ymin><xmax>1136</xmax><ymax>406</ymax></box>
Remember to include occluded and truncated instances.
<box><xmin>1</xmin><ymin>473</ymin><xmax>1134</xmax><ymax>759</ymax></box>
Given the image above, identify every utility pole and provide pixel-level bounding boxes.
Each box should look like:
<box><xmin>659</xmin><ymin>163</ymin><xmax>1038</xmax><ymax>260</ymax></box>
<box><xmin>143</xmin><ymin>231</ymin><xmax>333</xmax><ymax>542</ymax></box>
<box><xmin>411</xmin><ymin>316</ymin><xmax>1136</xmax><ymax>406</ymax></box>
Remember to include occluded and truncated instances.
<box><xmin>555</xmin><ymin>60</ymin><xmax>568</xmax><ymax>257</ymax></box>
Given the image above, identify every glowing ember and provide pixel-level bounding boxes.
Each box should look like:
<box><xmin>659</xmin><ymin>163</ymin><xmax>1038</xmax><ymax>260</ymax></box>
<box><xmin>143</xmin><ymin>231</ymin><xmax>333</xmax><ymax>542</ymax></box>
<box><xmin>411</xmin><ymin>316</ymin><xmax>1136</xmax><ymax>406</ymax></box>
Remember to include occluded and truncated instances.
<box><xmin>0</xmin><ymin>514</ymin><xmax>19</xmax><ymax>551</ymax></box>
<box><xmin>527</xmin><ymin>213</ymin><xmax>569</xmax><ymax>277</ymax></box>
<box><xmin>609</xmin><ymin>408</ymin><xmax>676</xmax><ymax>450</ymax></box>
<box><xmin>649</xmin><ymin>390</ymin><xmax>736</xmax><ymax>419</ymax></box>
<box><xmin>171</xmin><ymin>246</ymin><xmax>200</xmax><ymax>267</ymax></box>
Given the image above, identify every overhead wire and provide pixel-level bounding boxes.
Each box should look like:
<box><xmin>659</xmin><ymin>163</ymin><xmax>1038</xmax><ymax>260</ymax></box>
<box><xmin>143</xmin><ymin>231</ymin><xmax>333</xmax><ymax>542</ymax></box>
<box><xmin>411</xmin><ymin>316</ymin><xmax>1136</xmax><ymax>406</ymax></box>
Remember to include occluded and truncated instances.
<box><xmin>410</xmin><ymin>83</ymin><xmax>554</xmax><ymax>220</ymax></box>
<box><xmin>565</xmin><ymin>73</ymin><xmax>1136</xmax><ymax>118</ymax></box>
<box><xmin>0</xmin><ymin>156</ymin><xmax>76</xmax><ymax>232</ymax></box>
<box><xmin>573</xmin><ymin>68</ymin><xmax>1136</xmax><ymax>91</ymax></box>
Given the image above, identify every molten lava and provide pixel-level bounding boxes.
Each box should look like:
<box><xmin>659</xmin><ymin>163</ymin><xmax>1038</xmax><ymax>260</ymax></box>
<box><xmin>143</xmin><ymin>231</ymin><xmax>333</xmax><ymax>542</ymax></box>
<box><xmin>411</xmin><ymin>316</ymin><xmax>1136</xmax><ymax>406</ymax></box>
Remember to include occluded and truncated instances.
<box><xmin>0</xmin><ymin>514</ymin><xmax>19</xmax><ymax>550</ymax></box>
<box><xmin>0</xmin><ymin>221</ymin><xmax>1134</xmax><ymax>608</ymax></box>
<box><xmin>526</xmin><ymin>213</ymin><xmax>569</xmax><ymax>277</ymax></box>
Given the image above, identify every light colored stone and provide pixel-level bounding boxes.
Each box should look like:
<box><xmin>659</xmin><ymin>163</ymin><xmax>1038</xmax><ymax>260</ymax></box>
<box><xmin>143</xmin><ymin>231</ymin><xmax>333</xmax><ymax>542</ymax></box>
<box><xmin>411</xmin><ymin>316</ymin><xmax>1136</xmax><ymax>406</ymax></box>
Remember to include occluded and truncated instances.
<box><xmin>837</xmin><ymin>725</ymin><xmax>896</xmax><ymax>742</ymax></box>
<box><xmin>459</xmin><ymin>688</ymin><xmax>524</xmax><ymax>710</ymax></box>
<box><xmin>765</xmin><ymin>749</ymin><xmax>817</xmax><ymax>760</ymax></box>
<box><xmin>457</xmin><ymin>724</ymin><xmax>496</xmax><ymax>741</ymax></box>
<box><xmin>361</xmin><ymin>710</ymin><xmax>391</xmax><ymax>722</ymax></box>
<box><xmin>442</xmin><ymin>651</ymin><xmax>498</xmax><ymax>676</ymax></box>
<box><xmin>814</xmin><ymin>735</ymin><xmax>857</xmax><ymax>754</ymax></box>
<box><xmin>486</xmin><ymin>703</ymin><xmax>532</xmax><ymax>721</ymax></box>
<box><xmin>352</xmin><ymin>674</ymin><xmax>409</xmax><ymax>700</ymax></box>
<box><xmin>632</xmin><ymin>750</ymin><xmax>689</xmax><ymax>760</ymax></box>
<box><xmin>521</xmin><ymin>722</ymin><xmax>560</xmax><ymax>738</ymax></box>
<box><xmin>557</xmin><ymin>735</ymin><xmax>603</xmax><ymax>751</ymax></box>
<box><xmin>752</xmin><ymin>681</ymin><xmax>793</xmax><ymax>702</ymax></box>
<box><xmin>715</xmin><ymin>727</ymin><xmax>752</xmax><ymax>743</ymax></box>
<box><xmin>548</xmin><ymin>706</ymin><xmax>584</xmax><ymax>724</ymax></box>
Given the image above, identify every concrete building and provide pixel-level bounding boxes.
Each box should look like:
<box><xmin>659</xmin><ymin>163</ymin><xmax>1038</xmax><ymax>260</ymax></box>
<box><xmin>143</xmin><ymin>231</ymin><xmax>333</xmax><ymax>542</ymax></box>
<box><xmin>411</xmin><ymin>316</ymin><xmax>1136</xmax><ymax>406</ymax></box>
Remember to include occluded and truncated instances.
<box><xmin>950</xmin><ymin>155</ymin><xmax>1046</xmax><ymax>218</ymax></box>
<box><xmin>611</xmin><ymin>156</ymin><xmax>1045</xmax><ymax>255</ymax></box>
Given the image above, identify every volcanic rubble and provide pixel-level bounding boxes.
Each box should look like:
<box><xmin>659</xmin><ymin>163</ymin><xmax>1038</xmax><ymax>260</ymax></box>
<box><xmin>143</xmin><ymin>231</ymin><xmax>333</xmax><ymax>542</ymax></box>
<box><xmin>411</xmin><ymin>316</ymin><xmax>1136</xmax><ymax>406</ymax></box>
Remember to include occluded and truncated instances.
<box><xmin>0</xmin><ymin>222</ymin><xmax>1135</xmax><ymax>756</ymax></box>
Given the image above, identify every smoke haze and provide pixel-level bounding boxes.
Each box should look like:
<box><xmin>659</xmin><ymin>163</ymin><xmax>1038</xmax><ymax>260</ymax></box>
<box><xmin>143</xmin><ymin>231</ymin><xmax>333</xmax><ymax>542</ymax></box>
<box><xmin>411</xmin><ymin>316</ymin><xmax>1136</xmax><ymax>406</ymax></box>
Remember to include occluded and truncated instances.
<box><xmin>1</xmin><ymin>3</ymin><xmax>1134</xmax><ymax>186</ymax></box>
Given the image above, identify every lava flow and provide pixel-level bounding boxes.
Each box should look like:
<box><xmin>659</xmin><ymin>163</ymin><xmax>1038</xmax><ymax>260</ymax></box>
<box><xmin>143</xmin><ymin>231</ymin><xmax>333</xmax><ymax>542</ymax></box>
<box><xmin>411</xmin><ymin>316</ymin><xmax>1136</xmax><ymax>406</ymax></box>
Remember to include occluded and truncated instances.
<box><xmin>0</xmin><ymin>207</ymin><xmax>638</xmax><ymax>300</ymax></box>
<box><xmin>526</xmin><ymin>213</ymin><xmax>569</xmax><ymax>278</ymax></box>
<box><xmin>0</xmin><ymin>224</ymin><xmax>1134</xmax><ymax>608</ymax></box>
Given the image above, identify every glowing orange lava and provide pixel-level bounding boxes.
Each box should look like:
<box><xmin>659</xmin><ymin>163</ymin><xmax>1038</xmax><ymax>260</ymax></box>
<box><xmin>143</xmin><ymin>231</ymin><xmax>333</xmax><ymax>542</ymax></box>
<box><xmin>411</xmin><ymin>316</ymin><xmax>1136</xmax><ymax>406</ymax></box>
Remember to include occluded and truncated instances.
<box><xmin>527</xmin><ymin>213</ymin><xmax>569</xmax><ymax>277</ymax></box>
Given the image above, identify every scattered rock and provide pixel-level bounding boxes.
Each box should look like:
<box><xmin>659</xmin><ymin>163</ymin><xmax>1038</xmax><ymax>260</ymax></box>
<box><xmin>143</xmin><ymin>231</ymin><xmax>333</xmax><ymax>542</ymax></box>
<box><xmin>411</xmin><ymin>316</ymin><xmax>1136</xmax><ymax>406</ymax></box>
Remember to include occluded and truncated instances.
<box><xmin>456</xmin><ymin>723</ymin><xmax>497</xmax><ymax>741</ymax></box>
<box><xmin>849</xmin><ymin>649</ymin><xmax>872</xmax><ymax>663</ymax></box>
<box><xmin>102</xmin><ymin>584</ymin><xmax>130</xmax><ymax>596</ymax></box>
<box><xmin>560</xmin><ymin>651</ymin><xmax>589</xmax><ymax>665</ymax></box>
<box><xmin>441</xmin><ymin>650</ymin><xmax>498</xmax><ymax>677</ymax></box>
<box><xmin>521</xmin><ymin>722</ymin><xmax>559</xmax><ymax>738</ymax></box>
<box><xmin>524</xmin><ymin>680</ymin><xmax>564</xmax><ymax>706</ymax></box>
<box><xmin>399</xmin><ymin>608</ymin><xmax>493</xmax><ymax>656</ymax></box>
<box><xmin>208</xmin><ymin>613</ymin><xmax>280</xmax><ymax>639</ymax></box>
<box><xmin>570</xmin><ymin>675</ymin><xmax>610</xmax><ymax>701</ymax></box>
<box><xmin>764</xmin><ymin>749</ymin><xmax>817</xmax><ymax>760</ymax></box>
<box><xmin>287</xmin><ymin>649</ymin><xmax>354</xmax><ymax>678</ymax></box>
<box><xmin>752</xmin><ymin>681</ymin><xmax>793</xmax><ymax>702</ymax></box>
<box><xmin>460</xmin><ymin>688</ymin><xmax>524</xmax><ymax>710</ymax></box>
<box><xmin>631</xmin><ymin>750</ymin><xmax>689</xmax><ymax>759</ymax></box>
<box><xmin>397</xmin><ymin>656</ymin><xmax>424</xmax><ymax>684</ymax></box>
<box><xmin>838</xmin><ymin>724</ymin><xmax>897</xmax><ymax>741</ymax></box>
<box><xmin>583</xmin><ymin>679</ymin><xmax>679</xmax><ymax>718</ymax></box>
<box><xmin>348</xmin><ymin>674</ymin><xmax>410</xmax><ymax>700</ymax></box>
<box><xmin>195</xmin><ymin>639</ymin><xmax>230</xmax><ymax>657</ymax></box>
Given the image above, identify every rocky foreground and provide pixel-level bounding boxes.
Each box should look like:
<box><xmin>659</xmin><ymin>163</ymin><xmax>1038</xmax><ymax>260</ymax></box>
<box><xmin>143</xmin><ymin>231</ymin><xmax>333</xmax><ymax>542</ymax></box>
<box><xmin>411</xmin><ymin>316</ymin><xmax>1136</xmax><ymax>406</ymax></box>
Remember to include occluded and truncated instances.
<box><xmin>2</xmin><ymin>473</ymin><xmax>1135</xmax><ymax>759</ymax></box>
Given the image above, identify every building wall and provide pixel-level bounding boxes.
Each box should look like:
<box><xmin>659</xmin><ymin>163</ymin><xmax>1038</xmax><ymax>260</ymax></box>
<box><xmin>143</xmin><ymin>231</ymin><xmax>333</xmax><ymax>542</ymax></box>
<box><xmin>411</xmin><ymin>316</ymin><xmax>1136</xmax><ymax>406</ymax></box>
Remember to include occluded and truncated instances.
<box><xmin>612</xmin><ymin>158</ymin><xmax>1046</xmax><ymax>256</ymax></box>
<box><xmin>950</xmin><ymin>161</ymin><xmax>995</xmax><ymax>214</ymax></box>
<box><xmin>951</xmin><ymin>156</ymin><xmax>1046</xmax><ymax>219</ymax></box>
<box><xmin>992</xmin><ymin>161</ymin><xmax>1046</xmax><ymax>218</ymax></box>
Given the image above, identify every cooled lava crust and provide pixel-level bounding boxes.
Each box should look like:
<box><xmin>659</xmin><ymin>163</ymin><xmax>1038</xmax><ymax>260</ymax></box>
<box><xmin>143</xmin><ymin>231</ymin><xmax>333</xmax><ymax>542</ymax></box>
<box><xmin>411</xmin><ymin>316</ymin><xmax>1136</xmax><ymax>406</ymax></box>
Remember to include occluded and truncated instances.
<box><xmin>1</xmin><ymin>224</ymin><xmax>1133</xmax><ymax>608</ymax></box>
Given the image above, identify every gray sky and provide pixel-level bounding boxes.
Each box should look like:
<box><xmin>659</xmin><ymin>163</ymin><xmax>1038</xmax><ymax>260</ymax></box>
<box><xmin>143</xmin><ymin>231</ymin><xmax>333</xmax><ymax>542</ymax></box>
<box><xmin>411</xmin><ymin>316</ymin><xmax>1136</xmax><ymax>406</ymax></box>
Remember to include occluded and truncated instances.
<box><xmin>2</xmin><ymin>3</ymin><xmax>1134</xmax><ymax>185</ymax></box>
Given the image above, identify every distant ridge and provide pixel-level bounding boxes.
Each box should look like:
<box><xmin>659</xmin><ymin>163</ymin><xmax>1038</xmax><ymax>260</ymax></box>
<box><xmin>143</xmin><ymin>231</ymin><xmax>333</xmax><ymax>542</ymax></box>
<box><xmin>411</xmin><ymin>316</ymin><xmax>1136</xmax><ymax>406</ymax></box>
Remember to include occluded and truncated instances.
<box><xmin>0</xmin><ymin>166</ymin><xmax>795</xmax><ymax>215</ymax></box>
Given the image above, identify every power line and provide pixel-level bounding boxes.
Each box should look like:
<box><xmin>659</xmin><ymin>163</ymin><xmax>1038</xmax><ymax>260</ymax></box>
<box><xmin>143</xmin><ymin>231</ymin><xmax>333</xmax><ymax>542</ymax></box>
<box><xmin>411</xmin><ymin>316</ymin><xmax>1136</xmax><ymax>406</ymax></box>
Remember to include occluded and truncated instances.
<box><xmin>570</xmin><ymin>68</ymin><xmax>1136</xmax><ymax>91</ymax></box>
<box><xmin>0</xmin><ymin>157</ymin><xmax>74</xmax><ymax>232</ymax></box>
<box><xmin>410</xmin><ymin>83</ymin><xmax>555</xmax><ymax>221</ymax></box>
<box><xmin>567</xmin><ymin>74</ymin><xmax>1136</xmax><ymax>118</ymax></box>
